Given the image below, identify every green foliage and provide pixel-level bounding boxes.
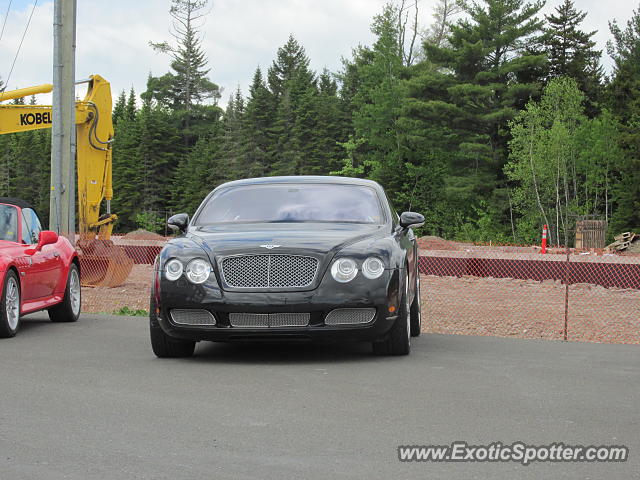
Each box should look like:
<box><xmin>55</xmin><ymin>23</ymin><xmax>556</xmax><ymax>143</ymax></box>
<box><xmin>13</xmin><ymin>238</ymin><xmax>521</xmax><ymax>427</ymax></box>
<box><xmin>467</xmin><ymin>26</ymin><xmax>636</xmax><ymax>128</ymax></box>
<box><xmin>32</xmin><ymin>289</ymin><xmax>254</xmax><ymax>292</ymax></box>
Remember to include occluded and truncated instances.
<box><xmin>455</xmin><ymin>201</ymin><xmax>512</xmax><ymax>243</ymax></box>
<box><xmin>4</xmin><ymin>1</ymin><xmax>638</xmax><ymax>247</ymax></box>
<box><xmin>606</xmin><ymin>6</ymin><xmax>640</xmax><ymax>235</ymax></box>
<box><xmin>419</xmin><ymin>0</ymin><xmax>548</xmax><ymax>239</ymax></box>
<box><xmin>112</xmin><ymin>306</ymin><xmax>148</xmax><ymax>316</ymax></box>
<box><xmin>147</xmin><ymin>0</ymin><xmax>220</xmax><ymax>110</ymax></box>
<box><xmin>0</xmin><ymin>129</ymin><xmax>51</xmax><ymax>224</ymax></box>
<box><xmin>135</xmin><ymin>211</ymin><xmax>166</xmax><ymax>233</ymax></box>
<box><xmin>542</xmin><ymin>0</ymin><xmax>603</xmax><ymax>114</ymax></box>
<box><xmin>505</xmin><ymin>77</ymin><xmax>619</xmax><ymax>245</ymax></box>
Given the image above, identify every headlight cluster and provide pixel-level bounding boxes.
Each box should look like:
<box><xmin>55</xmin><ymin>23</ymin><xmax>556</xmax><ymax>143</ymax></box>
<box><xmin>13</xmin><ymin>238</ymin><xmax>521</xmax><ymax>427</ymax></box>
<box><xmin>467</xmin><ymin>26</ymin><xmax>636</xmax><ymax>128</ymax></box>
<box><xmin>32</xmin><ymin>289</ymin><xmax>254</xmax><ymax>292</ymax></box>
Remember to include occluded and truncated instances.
<box><xmin>330</xmin><ymin>257</ymin><xmax>385</xmax><ymax>283</ymax></box>
<box><xmin>164</xmin><ymin>258</ymin><xmax>212</xmax><ymax>284</ymax></box>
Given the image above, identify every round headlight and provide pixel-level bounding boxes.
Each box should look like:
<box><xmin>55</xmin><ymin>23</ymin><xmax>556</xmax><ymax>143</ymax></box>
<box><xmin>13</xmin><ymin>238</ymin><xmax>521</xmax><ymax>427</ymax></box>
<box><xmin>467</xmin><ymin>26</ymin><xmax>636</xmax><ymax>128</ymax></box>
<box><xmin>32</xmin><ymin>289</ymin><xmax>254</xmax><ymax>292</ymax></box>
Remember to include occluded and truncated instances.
<box><xmin>185</xmin><ymin>258</ymin><xmax>212</xmax><ymax>284</ymax></box>
<box><xmin>165</xmin><ymin>258</ymin><xmax>184</xmax><ymax>281</ymax></box>
<box><xmin>362</xmin><ymin>256</ymin><xmax>384</xmax><ymax>279</ymax></box>
<box><xmin>331</xmin><ymin>258</ymin><xmax>358</xmax><ymax>283</ymax></box>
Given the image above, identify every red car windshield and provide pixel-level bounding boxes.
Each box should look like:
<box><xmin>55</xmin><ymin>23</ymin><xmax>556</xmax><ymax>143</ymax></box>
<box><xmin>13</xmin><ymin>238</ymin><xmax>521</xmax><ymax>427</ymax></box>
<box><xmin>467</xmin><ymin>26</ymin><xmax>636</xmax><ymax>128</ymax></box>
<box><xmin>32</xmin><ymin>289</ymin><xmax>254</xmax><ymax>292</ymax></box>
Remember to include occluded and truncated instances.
<box><xmin>0</xmin><ymin>204</ymin><xmax>18</xmax><ymax>242</ymax></box>
<box><xmin>196</xmin><ymin>184</ymin><xmax>385</xmax><ymax>225</ymax></box>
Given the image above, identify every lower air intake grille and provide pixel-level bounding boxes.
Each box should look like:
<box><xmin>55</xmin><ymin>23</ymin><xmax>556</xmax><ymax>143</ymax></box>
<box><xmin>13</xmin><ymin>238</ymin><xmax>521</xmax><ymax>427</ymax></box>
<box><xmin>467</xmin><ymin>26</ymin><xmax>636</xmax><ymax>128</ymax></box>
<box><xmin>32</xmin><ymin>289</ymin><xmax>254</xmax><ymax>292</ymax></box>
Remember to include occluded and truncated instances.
<box><xmin>229</xmin><ymin>312</ymin><xmax>310</xmax><ymax>328</ymax></box>
<box><xmin>324</xmin><ymin>308</ymin><xmax>376</xmax><ymax>325</ymax></box>
<box><xmin>170</xmin><ymin>309</ymin><xmax>217</xmax><ymax>326</ymax></box>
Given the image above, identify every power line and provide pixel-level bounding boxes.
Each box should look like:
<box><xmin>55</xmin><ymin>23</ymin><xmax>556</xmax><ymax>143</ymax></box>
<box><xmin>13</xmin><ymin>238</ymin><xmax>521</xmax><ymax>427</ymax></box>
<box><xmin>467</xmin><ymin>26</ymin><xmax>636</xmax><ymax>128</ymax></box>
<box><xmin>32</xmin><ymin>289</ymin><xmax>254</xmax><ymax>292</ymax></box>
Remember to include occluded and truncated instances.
<box><xmin>0</xmin><ymin>0</ymin><xmax>13</xmax><ymax>44</ymax></box>
<box><xmin>4</xmin><ymin>0</ymin><xmax>38</xmax><ymax>90</ymax></box>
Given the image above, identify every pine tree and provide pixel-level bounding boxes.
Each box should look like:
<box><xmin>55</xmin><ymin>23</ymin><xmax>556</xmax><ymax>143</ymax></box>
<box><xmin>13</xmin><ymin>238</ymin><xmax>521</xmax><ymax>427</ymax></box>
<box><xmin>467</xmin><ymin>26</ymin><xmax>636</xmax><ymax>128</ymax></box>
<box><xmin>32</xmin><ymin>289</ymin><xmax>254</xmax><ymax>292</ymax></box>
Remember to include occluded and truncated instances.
<box><xmin>242</xmin><ymin>67</ymin><xmax>274</xmax><ymax>177</ymax></box>
<box><xmin>136</xmin><ymin>100</ymin><xmax>183</xmax><ymax>214</ymax></box>
<box><xmin>125</xmin><ymin>88</ymin><xmax>137</xmax><ymax>121</ymax></box>
<box><xmin>148</xmin><ymin>0</ymin><xmax>220</xmax><ymax>110</ymax></box>
<box><xmin>144</xmin><ymin>0</ymin><xmax>222</xmax><ymax>150</ymax></box>
<box><xmin>266</xmin><ymin>37</ymin><xmax>317</xmax><ymax>175</ymax></box>
<box><xmin>607</xmin><ymin>6</ymin><xmax>640</xmax><ymax>123</ymax></box>
<box><xmin>112</xmin><ymin>90</ymin><xmax>127</xmax><ymax>127</ymax></box>
<box><xmin>216</xmin><ymin>87</ymin><xmax>246</xmax><ymax>180</ymax></box>
<box><xmin>171</xmin><ymin>119</ymin><xmax>224</xmax><ymax>214</ymax></box>
<box><xmin>423</xmin><ymin>0</ymin><xmax>547</xmax><ymax>237</ymax></box>
<box><xmin>307</xmin><ymin>70</ymin><xmax>347</xmax><ymax>175</ymax></box>
<box><xmin>267</xmin><ymin>36</ymin><xmax>312</xmax><ymax>98</ymax></box>
<box><xmin>543</xmin><ymin>0</ymin><xmax>602</xmax><ymax>114</ymax></box>
<box><xmin>606</xmin><ymin>6</ymin><xmax>640</xmax><ymax>234</ymax></box>
<box><xmin>112</xmin><ymin>91</ymin><xmax>143</xmax><ymax>230</ymax></box>
<box><xmin>338</xmin><ymin>5</ymin><xmax>428</xmax><ymax>211</ymax></box>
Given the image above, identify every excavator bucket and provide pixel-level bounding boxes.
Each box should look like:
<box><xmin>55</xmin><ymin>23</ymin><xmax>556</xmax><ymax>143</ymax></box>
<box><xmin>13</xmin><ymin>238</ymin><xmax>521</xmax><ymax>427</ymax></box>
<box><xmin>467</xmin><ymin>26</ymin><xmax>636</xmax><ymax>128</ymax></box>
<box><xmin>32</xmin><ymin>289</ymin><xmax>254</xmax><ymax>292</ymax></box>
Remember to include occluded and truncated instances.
<box><xmin>77</xmin><ymin>239</ymin><xmax>134</xmax><ymax>287</ymax></box>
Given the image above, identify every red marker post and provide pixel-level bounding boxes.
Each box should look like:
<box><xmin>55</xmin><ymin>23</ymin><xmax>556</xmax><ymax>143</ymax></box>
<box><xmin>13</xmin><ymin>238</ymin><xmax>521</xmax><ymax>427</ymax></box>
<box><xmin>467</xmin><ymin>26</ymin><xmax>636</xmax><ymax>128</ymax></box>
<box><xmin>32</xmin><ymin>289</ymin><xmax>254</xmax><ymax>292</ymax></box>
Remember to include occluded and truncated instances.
<box><xmin>541</xmin><ymin>224</ymin><xmax>548</xmax><ymax>254</ymax></box>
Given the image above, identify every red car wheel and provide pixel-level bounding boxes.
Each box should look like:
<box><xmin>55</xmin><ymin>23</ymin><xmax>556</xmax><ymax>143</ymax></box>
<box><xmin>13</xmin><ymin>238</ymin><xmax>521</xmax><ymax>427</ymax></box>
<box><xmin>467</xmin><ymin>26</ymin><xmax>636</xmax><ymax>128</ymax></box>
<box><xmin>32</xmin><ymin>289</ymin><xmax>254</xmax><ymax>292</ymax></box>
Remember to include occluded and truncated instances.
<box><xmin>0</xmin><ymin>270</ymin><xmax>21</xmax><ymax>338</ymax></box>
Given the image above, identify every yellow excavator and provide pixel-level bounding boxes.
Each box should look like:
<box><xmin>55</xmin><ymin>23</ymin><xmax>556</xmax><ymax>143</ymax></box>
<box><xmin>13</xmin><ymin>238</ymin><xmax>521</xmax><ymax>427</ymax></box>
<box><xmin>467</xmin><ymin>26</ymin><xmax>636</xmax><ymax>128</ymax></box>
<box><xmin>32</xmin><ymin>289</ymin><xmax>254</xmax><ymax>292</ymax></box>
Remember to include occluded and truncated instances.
<box><xmin>0</xmin><ymin>74</ymin><xmax>133</xmax><ymax>287</ymax></box>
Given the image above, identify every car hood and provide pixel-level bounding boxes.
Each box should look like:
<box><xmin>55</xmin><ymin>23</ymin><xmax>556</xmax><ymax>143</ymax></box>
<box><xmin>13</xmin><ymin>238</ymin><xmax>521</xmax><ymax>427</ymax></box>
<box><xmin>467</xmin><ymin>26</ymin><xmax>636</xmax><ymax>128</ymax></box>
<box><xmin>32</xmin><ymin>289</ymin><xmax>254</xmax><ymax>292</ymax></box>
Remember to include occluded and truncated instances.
<box><xmin>187</xmin><ymin>223</ymin><xmax>388</xmax><ymax>259</ymax></box>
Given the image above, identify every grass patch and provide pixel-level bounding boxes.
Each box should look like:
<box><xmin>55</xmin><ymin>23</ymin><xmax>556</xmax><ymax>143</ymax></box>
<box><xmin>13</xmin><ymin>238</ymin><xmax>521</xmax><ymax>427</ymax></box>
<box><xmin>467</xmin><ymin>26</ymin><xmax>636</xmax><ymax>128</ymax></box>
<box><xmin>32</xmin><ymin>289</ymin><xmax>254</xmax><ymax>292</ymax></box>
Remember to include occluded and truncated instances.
<box><xmin>112</xmin><ymin>306</ymin><xmax>148</xmax><ymax>317</ymax></box>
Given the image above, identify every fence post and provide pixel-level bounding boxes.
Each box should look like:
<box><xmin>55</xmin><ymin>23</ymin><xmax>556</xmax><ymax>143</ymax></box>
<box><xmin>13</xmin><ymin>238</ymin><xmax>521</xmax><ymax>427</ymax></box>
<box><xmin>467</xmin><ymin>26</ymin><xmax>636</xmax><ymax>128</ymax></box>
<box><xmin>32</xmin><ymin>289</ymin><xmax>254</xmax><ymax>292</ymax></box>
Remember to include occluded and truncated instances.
<box><xmin>563</xmin><ymin>247</ymin><xmax>570</xmax><ymax>341</ymax></box>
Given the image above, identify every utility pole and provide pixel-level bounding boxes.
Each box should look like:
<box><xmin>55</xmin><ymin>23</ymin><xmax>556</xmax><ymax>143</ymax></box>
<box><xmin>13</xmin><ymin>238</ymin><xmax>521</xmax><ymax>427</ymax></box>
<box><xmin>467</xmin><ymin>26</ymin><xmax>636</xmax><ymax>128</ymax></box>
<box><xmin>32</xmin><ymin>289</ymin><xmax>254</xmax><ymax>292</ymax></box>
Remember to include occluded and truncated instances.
<box><xmin>50</xmin><ymin>0</ymin><xmax>77</xmax><ymax>244</ymax></box>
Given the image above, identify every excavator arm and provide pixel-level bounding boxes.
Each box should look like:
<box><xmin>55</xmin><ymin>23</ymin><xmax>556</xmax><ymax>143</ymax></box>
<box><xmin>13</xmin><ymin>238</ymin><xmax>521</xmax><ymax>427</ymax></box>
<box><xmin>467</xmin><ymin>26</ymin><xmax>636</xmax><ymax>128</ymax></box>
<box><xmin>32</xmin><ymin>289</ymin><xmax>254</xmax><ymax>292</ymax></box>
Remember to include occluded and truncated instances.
<box><xmin>0</xmin><ymin>75</ymin><xmax>132</xmax><ymax>286</ymax></box>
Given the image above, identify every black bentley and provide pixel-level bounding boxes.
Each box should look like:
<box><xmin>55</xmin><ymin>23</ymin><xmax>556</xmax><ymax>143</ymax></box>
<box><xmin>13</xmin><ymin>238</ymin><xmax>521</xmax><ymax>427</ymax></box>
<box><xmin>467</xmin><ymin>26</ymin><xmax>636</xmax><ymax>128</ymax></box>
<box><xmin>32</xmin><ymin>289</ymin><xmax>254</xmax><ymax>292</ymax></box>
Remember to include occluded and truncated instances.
<box><xmin>150</xmin><ymin>176</ymin><xmax>424</xmax><ymax>357</ymax></box>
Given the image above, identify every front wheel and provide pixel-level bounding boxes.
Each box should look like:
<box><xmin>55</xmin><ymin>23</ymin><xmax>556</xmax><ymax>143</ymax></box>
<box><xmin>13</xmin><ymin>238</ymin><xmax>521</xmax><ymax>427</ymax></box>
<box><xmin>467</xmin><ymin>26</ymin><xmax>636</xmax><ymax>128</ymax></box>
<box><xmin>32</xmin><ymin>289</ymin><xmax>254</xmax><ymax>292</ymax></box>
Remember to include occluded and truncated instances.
<box><xmin>373</xmin><ymin>271</ymin><xmax>411</xmax><ymax>356</ymax></box>
<box><xmin>0</xmin><ymin>271</ymin><xmax>21</xmax><ymax>338</ymax></box>
<box><xmin>49</xmin><ymin>263</ymin><xmax>81</xmax><ymax>323</ymax></box>
<box><xmin>149</xmin><ymin>297</ymin><xmax>195</xmax><ymax>358</ymax></box>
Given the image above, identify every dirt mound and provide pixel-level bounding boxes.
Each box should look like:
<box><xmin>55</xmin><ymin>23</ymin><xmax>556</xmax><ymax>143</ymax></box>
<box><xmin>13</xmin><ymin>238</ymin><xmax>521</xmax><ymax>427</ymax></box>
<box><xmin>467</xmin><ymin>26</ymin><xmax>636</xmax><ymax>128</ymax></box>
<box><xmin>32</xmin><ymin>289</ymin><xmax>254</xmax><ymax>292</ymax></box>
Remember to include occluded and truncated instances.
<box><xmin>417</xmin><ymin>236</ymin><xmax>466</xmax><ymax>251</ymax></box>
<box><xmin>122</xmin><ymin>229</ymin><xmax>166</xmax><ymax>241</ymax></box>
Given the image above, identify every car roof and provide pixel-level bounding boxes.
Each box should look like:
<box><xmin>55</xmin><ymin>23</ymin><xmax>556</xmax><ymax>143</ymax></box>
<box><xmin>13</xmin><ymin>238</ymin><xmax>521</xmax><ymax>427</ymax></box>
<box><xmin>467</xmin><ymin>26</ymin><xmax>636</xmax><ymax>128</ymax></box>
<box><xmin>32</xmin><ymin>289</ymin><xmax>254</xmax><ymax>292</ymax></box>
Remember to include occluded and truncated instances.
<box><xmin>216</xmin><ymin>176</ymin><xmax>383</xmax><ymax>190</ymax></box>
<box><xmin>0</xmin><ymin>197</ymin><xmax>37</xmax><ymax>212</ymax></box>
<box><xmin>0</xmin><ymin>198</ymin><xmax>41</xmax><ymax>226</ymax></box>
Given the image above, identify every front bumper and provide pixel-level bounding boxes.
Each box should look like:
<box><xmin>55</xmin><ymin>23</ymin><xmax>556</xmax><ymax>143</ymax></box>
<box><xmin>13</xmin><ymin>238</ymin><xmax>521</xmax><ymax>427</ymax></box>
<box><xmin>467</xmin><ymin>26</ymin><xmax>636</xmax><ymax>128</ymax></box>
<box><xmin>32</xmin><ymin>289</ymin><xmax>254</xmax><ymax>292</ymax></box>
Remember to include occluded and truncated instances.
<box><xmin>154</xmin><ymin>269</ymin><xmax>401</xmax><ymax>343</ymax></box>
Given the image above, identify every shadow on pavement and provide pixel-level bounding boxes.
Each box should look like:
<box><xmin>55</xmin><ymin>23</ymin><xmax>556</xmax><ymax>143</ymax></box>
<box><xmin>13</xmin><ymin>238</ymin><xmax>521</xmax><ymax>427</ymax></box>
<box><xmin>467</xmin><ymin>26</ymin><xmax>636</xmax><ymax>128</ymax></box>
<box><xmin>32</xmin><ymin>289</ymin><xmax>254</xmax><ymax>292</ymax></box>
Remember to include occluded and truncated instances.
<box><xmin>190</xmin><ymin>339</ymin><xmax>388</xmax><ymax>364</ymax></box>
<box><xmin>15</xmin><ymin>316</ymin><xmax>53</xmax><ymax>333</ymax></box>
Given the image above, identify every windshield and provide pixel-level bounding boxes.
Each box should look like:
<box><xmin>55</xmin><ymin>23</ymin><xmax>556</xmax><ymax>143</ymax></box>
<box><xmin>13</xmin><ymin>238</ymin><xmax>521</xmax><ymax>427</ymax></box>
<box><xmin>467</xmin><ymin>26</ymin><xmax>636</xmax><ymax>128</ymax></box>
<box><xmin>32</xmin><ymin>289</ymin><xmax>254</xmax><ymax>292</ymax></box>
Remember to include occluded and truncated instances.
<box><xmin>0</xmin><ymin>204</ymin><xmax>18</xmax><ymax>242</ymax></box>
<box><xmin>195</xmin><ymin>184</ymin><xmax>385</xmax><ymax>225</ymax></box>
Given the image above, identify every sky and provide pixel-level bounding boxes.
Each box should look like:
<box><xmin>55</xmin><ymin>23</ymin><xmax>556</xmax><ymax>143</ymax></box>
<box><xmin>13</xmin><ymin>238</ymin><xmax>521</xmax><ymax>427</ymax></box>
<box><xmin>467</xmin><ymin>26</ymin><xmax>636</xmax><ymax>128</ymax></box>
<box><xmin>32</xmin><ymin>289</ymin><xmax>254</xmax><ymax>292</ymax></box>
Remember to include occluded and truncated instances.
<box><xmin>0</xmin><ymin>0</ymin><xmax>638</xmax><ymax>106</ymax></box>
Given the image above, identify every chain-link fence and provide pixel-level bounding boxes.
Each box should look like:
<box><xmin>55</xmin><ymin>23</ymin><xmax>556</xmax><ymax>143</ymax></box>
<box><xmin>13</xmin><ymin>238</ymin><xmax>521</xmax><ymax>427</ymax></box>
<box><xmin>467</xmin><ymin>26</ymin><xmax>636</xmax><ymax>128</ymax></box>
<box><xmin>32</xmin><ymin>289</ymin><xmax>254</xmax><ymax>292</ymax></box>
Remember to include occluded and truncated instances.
<box><xmin>79</xmin><ymin>232</ymin><xmax>164</xmax><ymax>314</ymax></box>
<box><xmin>77</xmin><ymin>234</ymin><xmax>640</xmax><ymax>344</ymax></box>
<box><xmin>418</xmin><ymin>244</ymin><xmax>640</xmax><ymax>344</ymax></box>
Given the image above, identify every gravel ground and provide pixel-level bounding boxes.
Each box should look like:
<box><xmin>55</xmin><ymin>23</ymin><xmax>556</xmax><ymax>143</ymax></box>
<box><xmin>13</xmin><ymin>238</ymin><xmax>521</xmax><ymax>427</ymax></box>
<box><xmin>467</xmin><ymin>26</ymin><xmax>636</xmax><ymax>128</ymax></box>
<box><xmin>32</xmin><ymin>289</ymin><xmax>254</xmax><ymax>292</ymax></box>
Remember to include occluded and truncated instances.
<box><xmin>81</xmin><ymin>264</ymin><xmax>152</xmax><ymax>314</ymax></box>
<box><xmin>80</xmin><ymin>265</ymin><xmax>640</xmax><ymax>345</ymax></box>
<box><xmin>421</xmin><ymin>275</ymin><xmax>640</xmax><ymax>344</ymax></box>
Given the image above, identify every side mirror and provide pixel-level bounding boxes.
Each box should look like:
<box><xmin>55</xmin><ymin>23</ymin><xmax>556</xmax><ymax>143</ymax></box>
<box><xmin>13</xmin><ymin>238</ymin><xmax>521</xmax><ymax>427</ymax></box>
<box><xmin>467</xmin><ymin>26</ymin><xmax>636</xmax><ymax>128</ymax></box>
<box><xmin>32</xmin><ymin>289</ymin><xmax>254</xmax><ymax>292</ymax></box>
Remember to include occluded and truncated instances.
<box><xmin>167</xmin><ymin>213</ymin><xmax>189</xmax><ymax>233</ymax></box>
<box><xmin>37</xmin><ymin>230</ymin><xmax>59</xmax><ymax>250</ymax></box>
<box><xmin>399</xmin><ymin>212</ymin><xmax>425</xmax><ymax>229</ymax></box>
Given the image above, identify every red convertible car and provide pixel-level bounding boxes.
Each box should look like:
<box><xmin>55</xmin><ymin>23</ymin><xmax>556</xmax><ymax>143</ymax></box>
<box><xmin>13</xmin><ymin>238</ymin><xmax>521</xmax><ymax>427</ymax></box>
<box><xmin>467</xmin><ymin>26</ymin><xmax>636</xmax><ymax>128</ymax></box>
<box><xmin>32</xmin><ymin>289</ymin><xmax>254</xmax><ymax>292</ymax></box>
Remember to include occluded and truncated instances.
<box><xmin>0</xmin><ymin>198</ymin><xmax>81</xmax><ymax>338</ymax></box>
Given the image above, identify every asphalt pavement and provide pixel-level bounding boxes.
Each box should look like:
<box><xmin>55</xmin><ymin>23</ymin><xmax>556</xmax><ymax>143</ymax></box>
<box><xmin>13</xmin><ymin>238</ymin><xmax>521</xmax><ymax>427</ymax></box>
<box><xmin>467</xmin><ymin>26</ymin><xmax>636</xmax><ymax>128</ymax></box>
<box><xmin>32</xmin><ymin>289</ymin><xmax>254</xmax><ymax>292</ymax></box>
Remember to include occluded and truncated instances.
<box><xmin>1</xmin><ymin>313</ymin><xmax>638</xmax><ymax>480</ymax></box>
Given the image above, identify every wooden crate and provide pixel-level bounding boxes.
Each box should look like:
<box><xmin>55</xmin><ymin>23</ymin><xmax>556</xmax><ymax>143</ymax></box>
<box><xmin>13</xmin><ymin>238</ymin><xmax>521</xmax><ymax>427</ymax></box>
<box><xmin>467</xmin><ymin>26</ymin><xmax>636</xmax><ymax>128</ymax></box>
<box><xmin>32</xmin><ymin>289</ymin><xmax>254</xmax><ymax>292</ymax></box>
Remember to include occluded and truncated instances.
<box><xmin>575</xmin><ymin>220</ymin><xmax>607</xmax><ymax>249</ymax></box>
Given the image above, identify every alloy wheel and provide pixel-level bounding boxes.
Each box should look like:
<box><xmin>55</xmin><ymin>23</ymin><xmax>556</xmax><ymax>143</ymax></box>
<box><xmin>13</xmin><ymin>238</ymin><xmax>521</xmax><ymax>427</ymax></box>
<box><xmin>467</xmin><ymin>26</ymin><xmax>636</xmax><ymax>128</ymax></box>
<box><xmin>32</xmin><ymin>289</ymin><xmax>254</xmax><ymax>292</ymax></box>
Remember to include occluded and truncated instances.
<box><xmin>5</xmin><ymin>276</ymin><xmax>20</xmax><ymax>331</ymax></box>
<box><xmin>70</xmin><ymin>268</ymin><xmax>81</xmax><ymax>316</ymax></box>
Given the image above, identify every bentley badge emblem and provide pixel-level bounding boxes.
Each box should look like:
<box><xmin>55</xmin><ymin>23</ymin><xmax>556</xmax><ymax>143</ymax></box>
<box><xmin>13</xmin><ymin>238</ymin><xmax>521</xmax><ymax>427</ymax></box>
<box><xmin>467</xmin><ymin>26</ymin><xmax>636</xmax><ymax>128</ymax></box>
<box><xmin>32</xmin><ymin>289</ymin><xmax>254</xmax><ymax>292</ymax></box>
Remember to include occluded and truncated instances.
<box><xmin>260</xmin><ymin>244</ymin><xmax>281</xmax><ymax>249</ymax></box>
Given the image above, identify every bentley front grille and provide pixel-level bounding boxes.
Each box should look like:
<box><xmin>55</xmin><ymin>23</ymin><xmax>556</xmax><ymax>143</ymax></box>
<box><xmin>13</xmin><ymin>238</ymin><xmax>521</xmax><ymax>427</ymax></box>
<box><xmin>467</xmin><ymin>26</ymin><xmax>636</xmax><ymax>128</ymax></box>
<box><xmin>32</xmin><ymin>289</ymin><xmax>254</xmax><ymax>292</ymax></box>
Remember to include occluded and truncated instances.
<box><xmin>324</xmin><ymin>308</ymin><xmax>376</xmax><ymax>325</ymax></box>
<box><xmin>229</xmin><ymin>312</ymin><xmax>310</xmax><ymax>328</ymax></box>
<box><xmin>170</xmin><ymin>309</ymin><xmax>217</xmax><ymax>326</ymax></box>
<box><xmin>221</xmin><ymin>254</ymin><xmax>318</xmax><ymax>289</ymax></box>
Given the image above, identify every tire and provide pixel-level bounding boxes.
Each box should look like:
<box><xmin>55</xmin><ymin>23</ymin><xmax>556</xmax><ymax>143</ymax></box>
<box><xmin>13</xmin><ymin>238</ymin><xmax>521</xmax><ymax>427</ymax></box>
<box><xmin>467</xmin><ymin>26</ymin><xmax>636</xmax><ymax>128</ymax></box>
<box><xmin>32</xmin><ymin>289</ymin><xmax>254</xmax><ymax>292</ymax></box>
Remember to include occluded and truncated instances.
<box><xmin>373</xmin><ymin>271</ymin><xmax>411</xmax><ymax>356</ymax></box>
<box><xmin>410</xmin><ymin>271</ymin><xmax>422</xmax><ymax>337</ymax></box>
<box><xmin>48</xmin><ymin>263</ymin><xmax>81</xmax><ymax>323</ymax></box>
<box><xmin>0</xmin><ymin>270</ymin><xmax>21</xmax><ymax>338</ymax></box>
<box><xmin>149</xmin><ymin>297</ymin><xmax>195</xmax><ymax>358</ymax></box>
